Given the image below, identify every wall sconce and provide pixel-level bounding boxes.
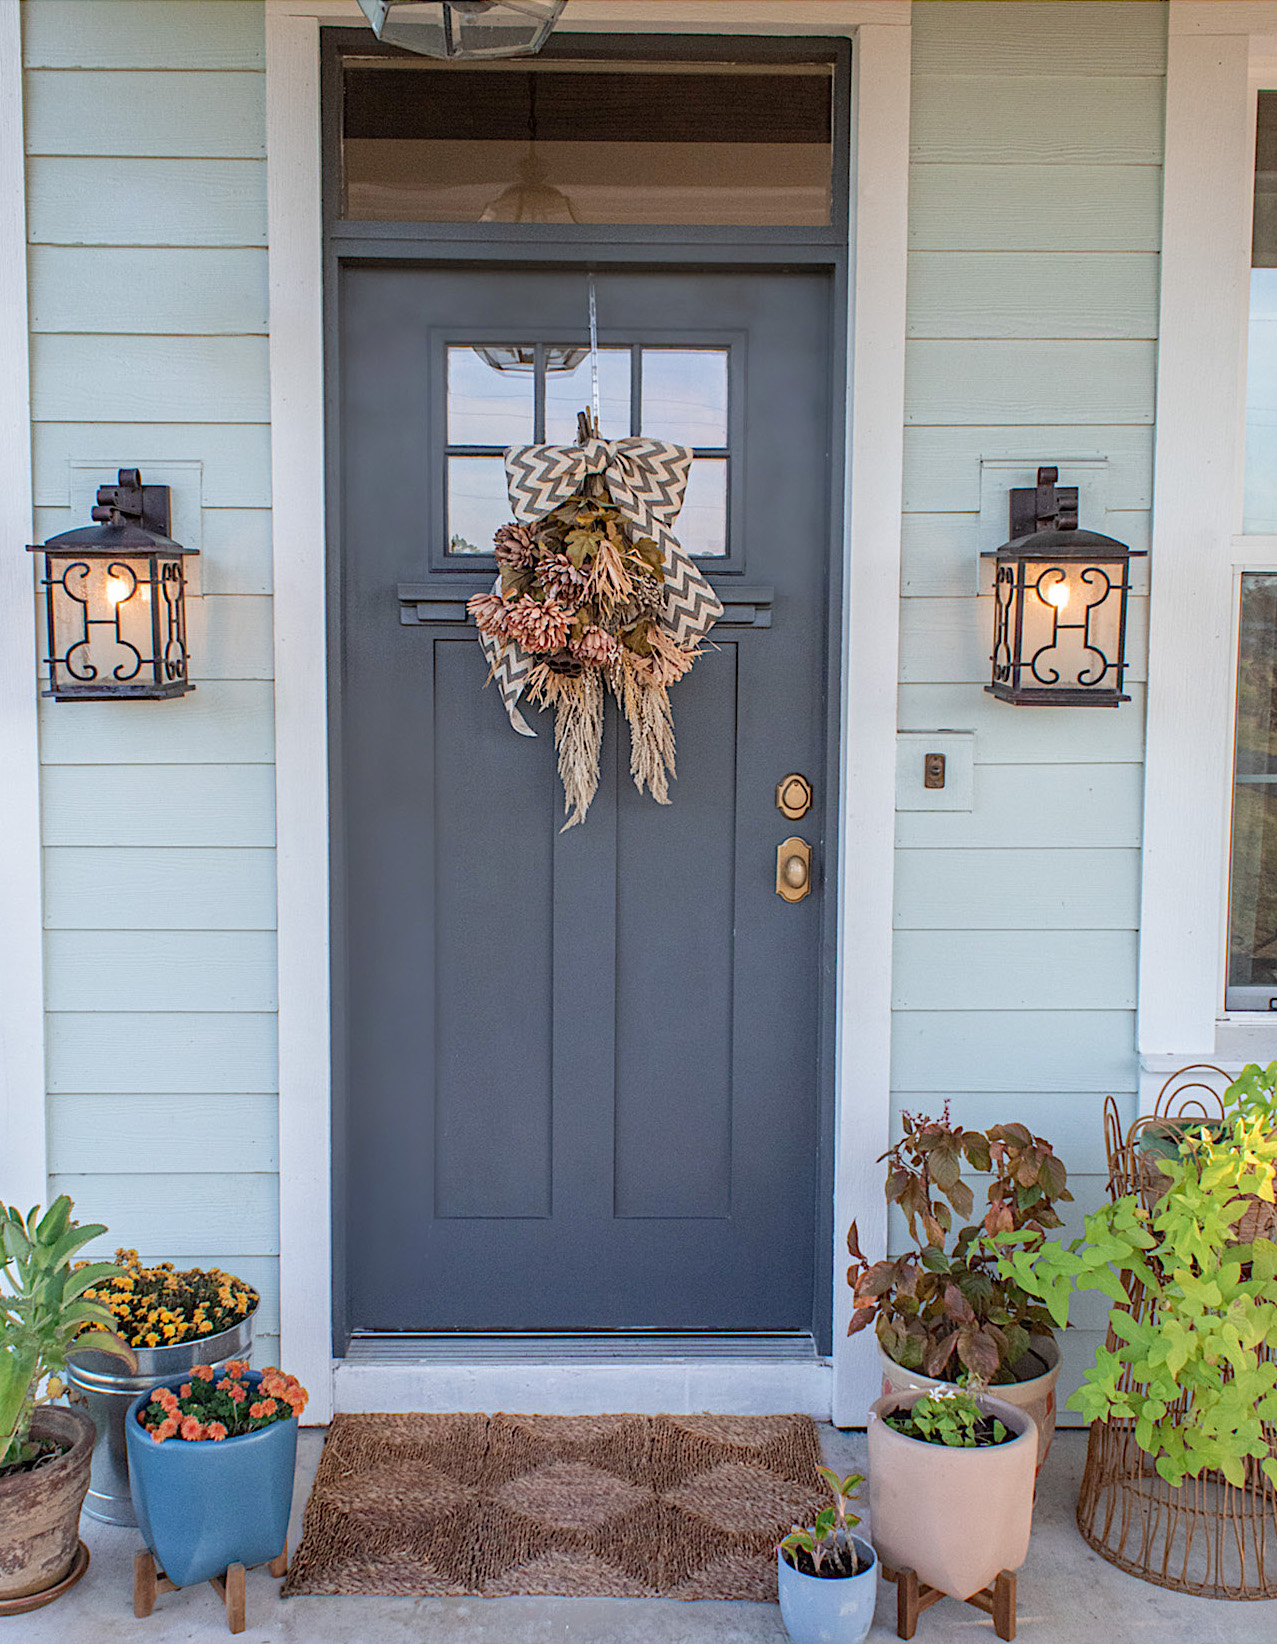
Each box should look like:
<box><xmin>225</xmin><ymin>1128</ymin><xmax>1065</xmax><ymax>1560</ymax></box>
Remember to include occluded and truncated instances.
<box><xmin>356</xmin><ymin>0</ymin><xmax>564</xmax><ymax>59</ymax></box>
<box><xmin>29</xmin><ymin>468</ymin><xmax>198</xmax><ymax>702</ymax></box>
<box><xmin>983</xmin><ymin>465</ymin><xmax>1144</xmax><ymax>707</ymax></box>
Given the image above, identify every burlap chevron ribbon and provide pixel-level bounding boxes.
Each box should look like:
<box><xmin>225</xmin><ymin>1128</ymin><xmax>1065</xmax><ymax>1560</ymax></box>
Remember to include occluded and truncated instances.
<box><xmin>476</xmin><ymin>436</ymin><xmax>722</xmax><ymax>736</ymax></box>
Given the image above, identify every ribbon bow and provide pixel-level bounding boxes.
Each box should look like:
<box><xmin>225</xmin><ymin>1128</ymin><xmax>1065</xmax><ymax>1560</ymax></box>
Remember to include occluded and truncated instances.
<box><xmin>477</xmin><ymin>436</ymin><xmax>723</xmax><ymax>735</ymax></box>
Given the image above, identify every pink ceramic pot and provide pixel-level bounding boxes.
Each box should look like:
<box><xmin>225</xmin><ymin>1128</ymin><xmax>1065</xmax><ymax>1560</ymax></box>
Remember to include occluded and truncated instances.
<box><xmin>877</xmin><ymin>1335</ymin><xmax>1061</xmax><ymax>1473</ymax></box>
<box><xmin>867</xmin><ymin>1389</ymin><xmax>1037</xmax><ymax>1602</ymax></box>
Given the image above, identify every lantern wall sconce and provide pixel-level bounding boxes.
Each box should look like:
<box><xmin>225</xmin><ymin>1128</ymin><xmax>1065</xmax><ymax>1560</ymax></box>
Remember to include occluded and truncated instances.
<box><xmin>983</xmin><ymin>465</ymin><xmax>1144</xmax><ymax>707</ymax></box>
<box><xmin>356</xmin><ymin>0</ymin><xmax>565</xmax><ymax>59</ymax></box>
<box><xmin>29</xmin><ymin>468</ymin><xmax>198</xmax><ymax>702</ymax></box>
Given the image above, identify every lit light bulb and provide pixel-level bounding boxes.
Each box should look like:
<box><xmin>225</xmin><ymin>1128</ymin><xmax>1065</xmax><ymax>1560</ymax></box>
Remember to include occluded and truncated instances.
<box><xmin>103</xmin><ymin>575</ymin><xmax>132</xmax><ymax>605</ymax></box>
<box><xmin>1042</xmin><ymin>579</ymin><xmax>1070</xmax><ymax>610</ymax></box>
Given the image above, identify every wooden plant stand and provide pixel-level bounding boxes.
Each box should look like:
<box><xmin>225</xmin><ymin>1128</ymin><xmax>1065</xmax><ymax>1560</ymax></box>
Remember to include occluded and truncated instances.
<box><xmin>134</xmin><ymin>1544</ymin><xmax>288</xmax><ymax>1635</ymax></box>
<box><xmin>881</xmin><ymin>1564</ymin><xmax>1017</xmax><ymax>1641</ymax></box>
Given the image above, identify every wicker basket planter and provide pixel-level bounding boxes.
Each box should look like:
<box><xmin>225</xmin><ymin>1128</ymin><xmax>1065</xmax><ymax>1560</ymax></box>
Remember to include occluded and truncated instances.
<box><xmin>1076</xmin><ymin>1074</ymin><xmax>1277</xmax><ymax>1599</ymax></box>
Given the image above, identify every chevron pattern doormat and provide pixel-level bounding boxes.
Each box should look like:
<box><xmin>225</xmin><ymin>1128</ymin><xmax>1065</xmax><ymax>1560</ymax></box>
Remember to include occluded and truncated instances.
<box><xmin>283</xmin><ymin>1412</ymin><xmax>825</xmax><ymax>1600</ymax></box>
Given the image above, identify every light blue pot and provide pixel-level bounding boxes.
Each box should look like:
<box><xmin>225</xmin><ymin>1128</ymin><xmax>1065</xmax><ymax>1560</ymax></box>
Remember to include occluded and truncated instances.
<box><xmin>125</xmin><ymin>1372</ymin><xmax>297</xmax><ymax>1588</ymax></box>
<box><xmin>777</xmin><ymin>1535</ymin><xmax>878</xmax><ymax>1644</ymax></box>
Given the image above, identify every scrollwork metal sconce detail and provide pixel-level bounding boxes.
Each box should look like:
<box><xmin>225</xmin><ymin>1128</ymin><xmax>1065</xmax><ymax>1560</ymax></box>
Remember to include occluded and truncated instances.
<box><xmin>28</xmin><ymin>469</ymin><xmax>198</xmax><ymax>701</ymax></box>
<box><xmin>983</xmin><ymin>465</ymin><xmax>1144</xmax><ymax>707</ymax></box>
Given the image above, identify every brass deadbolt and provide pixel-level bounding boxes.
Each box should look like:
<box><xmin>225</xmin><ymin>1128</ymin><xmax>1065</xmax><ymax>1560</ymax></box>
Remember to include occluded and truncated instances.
<box><xmin>776</xmin><ymin>773</ymin><xmax>813</xmax><ymax>820</ymax></box>
<box><xmin>776</xmin><ymin>836</ymin><xmax>812</xmax><ymax>903</ymax></box>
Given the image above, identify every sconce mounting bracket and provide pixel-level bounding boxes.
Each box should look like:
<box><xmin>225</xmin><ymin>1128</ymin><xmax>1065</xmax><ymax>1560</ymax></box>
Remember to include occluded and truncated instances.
<box><xmin>90</xmin><ymin>468</ymin><xmax>172</xmax><ymax>538</ymax></box>
<box><xmin>1008</xmin><ymin>464</ymin><xmax>1078</xmax><ymax>541</ymax></box>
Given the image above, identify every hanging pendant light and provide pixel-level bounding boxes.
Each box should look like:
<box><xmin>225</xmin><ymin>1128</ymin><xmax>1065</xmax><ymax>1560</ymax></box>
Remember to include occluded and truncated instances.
<box><xmin>356</xmin><ymin>1</ymin><xmax>564</xmax><ymax>60</ymax></box>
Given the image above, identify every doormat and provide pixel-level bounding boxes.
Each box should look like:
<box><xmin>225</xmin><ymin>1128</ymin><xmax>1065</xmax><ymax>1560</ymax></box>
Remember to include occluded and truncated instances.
<box><xmin>283</xmin><ymin>1411</ymin><xmax>825</xmax><ymax>1601</ymax></box>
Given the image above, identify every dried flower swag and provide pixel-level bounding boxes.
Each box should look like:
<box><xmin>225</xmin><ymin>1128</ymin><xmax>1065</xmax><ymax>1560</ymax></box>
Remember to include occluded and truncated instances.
<box><xmin>468</xmin><ymin>474</ymin><xmax>702</xmax><ymax>827</ymax></box>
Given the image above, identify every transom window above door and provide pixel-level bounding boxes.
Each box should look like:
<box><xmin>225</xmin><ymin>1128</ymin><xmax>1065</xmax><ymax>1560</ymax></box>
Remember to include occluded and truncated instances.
<box><xmin>339</xmin><ymin>57</ymin><xmax>836</xmax><ymax>227</ymax></box>
<box><xmin>445</xmin><ymin>344</ymin><xmax>730</xmax><ymax>559</ymax></box>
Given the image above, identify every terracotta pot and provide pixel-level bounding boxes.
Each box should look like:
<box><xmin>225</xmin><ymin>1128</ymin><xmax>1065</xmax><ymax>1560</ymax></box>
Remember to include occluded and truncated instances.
<box><xmin>877</xmin><ymin>1335</ymin><xmax>1061</xmax><ymax>1473</ymax></box>
<box><xmin>867</xmin><ymin>1388</ymin><xmax>1037</xmax><ymax>1602</ymax></box>
<box><xmin>0</xmin><ymin>1403</ymin><xmax>94</xmax><ymax>1602</ymax></box>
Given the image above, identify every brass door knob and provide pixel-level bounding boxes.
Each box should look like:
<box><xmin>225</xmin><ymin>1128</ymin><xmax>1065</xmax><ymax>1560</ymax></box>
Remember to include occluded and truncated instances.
<box><xmin>776</xmin><ymin>836</ymin><xmax>812</xmax><ymax>903</ymax></box>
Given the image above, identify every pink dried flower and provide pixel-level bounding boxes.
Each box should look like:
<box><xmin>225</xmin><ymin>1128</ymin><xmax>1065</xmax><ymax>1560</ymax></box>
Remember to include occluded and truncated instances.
<box><xmin>572</xmin><ymin>625</ymin><xmax>618</xmax><ymax>666</ymax></box>
<box><xmin>505</xmin><ymin>595</ymin><xmax>572</xmax><ymax>654</ymax></box>
<box><xmin>493</xmin><ymin>521</ymin><xmax>536</xmax><ymax>568</ymax></box>
<box><xmin>467</xmin><ymin>590</ymin><xmax>512</xmax><ymax>640</ymax></box>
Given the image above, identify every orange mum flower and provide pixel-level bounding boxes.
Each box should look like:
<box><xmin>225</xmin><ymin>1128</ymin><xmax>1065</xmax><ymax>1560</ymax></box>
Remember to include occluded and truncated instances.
<box><xmin>192</xmin><ymin>1365</ymin><xmax>215</xmax><ymax>1382</ymax></box>
<box><xmin>206</xmin><ymin>1422</ymin><xmax>228</xmax><ymax>1442</ymax></box>
<box><xmin>216</xmin><ymin>1378</ymin><xmax>233</xmax><ymax>1393</ymax></box>
<box><xmin>180</xmin><ymin>1415</ymin><xmax>204</xmax><ymax>1441</ymax></box>
<box><xmin>228</xmin><ymin>1384</ymin><xmax>247</xmax><ymax>1403</ymax></box>
<box><xmin>225</xmin><ymin>1361</ymin><xmax>248</xmax><ymax>1380</ymax></box>
<box><xmin>180</xmin><ymin>1384</ymin><xmax>192</xmax><ymax>1399</ymax></box>
<box><xmin>249</xmin><ymin>1402</ymin><xmax>266</xmax><ymax>1419</ymax></box>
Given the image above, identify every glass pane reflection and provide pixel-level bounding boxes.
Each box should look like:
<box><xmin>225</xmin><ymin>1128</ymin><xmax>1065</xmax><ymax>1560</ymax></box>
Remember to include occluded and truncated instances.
<box><xmin>677</xmin><ymin>458</ymin><xmax>727</xmax><ymax>558</ymax></box>
<box><xmin>447</xmin><ymin>456</ymin><xmax>510</xmax><ymax>554</ymax></box>
<box><xmin>447</xmin><ymin>346</ymin><xmax>534</xmax><ymax>447</ymax></box>
<box><xmin>642</xmin><ymin>349</ymin><xmax>728</xmax><ymax>448</ymax></box>
<box><xmin>544</xmin><ymin>347</ymin><xmax>630</xmax><ymax>443</ymax></box>
<box><xmin>1229</xmin><ymin>575</ymin><xmax>1277</xmax><ymax>994</ymax></box>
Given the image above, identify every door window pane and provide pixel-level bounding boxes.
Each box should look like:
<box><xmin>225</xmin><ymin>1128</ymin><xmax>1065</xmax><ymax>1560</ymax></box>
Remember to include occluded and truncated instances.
<box><xmin>544</xmin><ymin>346</ymin><xmax>630</xmax><ymax>443</ymax></box>
<box><xmin>447</xmin><ymin>455</ymin><xmax>510</xmax><ymax>553</ymax></box>
<box><xmin>1228</xmin><ymin>575</ymin><xmax>1277</xmax><ymax>1006</ymax></box>
<box><xmin>677</xmin><ymin>457</ymin><xmax>728</xmax><ymax>559</ymax></box>
<box><xmin>342</xmin><ymin>61</ymin><xmax>834</xmax><ymax>227</ymax></box>
<box><xmin>447</xmin><ymin>346</ymin><xmax>535</xmax><ymax>446</ymax></box>
<box><xmin>641</xmin><ymin>349</ymin><xmax>728</xmax><ymax>448</ymax></box>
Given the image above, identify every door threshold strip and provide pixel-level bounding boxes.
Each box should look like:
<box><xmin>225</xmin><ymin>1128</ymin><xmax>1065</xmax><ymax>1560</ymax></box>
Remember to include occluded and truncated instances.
<box><xmin>345</xmin><ymin>1332</ymin><xmax>821</xmax><ymax>1364</ymax></box>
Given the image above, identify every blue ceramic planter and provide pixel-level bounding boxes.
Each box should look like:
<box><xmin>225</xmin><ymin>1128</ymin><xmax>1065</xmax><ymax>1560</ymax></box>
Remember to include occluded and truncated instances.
<box><xmin>125</xmin><ymin>1372</ymin><xmax>297</xmax><ymax>1589</ymax></box>
<box><xmin>777</xmin><ymin>1536</ymin><xmax>877</xmax><ymax>1644</ymax></box>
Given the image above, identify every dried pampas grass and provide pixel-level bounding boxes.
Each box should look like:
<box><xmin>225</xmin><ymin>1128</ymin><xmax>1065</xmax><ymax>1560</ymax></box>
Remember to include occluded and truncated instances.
<box><xmin>527</xmin><ymin>664</ymin><xmax>605</xmax><ymax>830</ymax></box>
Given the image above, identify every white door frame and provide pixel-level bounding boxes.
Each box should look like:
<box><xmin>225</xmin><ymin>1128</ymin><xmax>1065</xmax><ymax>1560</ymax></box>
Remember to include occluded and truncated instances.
<box><xmin>265</xmin><ymin>0</ymin><xmax>910</xmax><ymax>1425</ymax></box>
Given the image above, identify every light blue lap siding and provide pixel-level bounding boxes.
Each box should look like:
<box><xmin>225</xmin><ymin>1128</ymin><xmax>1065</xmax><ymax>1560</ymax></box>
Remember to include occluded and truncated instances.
<box><xmin>889</xmin><ymin>2</ymin><xmax>1166</xmax><ymax>1423</ymax></box>
<box><xmin>25</xmin><ymin>0</ymin><xmax>279</xmax><ymax>1289</ymax></box>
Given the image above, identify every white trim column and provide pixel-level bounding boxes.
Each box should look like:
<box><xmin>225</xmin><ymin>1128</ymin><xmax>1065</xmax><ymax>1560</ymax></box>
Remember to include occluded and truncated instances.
<box><xmin>833</xmin><ymin>16</ymin><xmax>910</xmax><ymax>1427</ymax></box>
<box><xmin>0</xmin><ymin>0</ymin><xmax>48</xmax><ymax>1215</ymax></box>
<box><xmin>1138</xmin><ymin>4</ymin><xmax>1277</xmax><ymax>1064</ymax></box>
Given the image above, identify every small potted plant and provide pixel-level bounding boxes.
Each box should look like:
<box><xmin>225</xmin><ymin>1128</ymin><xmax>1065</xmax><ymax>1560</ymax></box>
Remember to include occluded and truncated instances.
<box><xmin>0</xmin><ymin>1197</ymin><xmax>135</xmax><ymax>1610</ymax></box>
<box><xmin>125</xmin><ymin>1360</ymin><xmax>307</xmax><ymax>1590</ymax></box>
<box><xmin>868</xmin><ymin>1387</ymin><xmax>1037</xmax><ymax>1604</ymax></box>
<box><xmin>777</xmin><ymin>1467</ymin><xmax>876</xmax><ymax>1644</ymax></box>
<box><xmin>68</xmin><ymin>1249</ymin><xmax>260</xmax><ymax>1525</ymax></box>
<box><xmin>847</xmin><ymin>1105</ymin><xmax>1070</xmax><ymax>1468</ymax></box>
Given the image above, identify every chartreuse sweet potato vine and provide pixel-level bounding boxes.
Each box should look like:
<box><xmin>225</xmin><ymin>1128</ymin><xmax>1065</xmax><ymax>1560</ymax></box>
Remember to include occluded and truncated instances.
<box><xmin>995</xmin><ymin>1071</ymin><xmax>1277</xmax><ymax>1489</ymax></box>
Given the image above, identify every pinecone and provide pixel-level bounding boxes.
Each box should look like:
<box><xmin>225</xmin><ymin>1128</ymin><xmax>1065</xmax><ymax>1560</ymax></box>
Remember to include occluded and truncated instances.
<box><xmin>572</xmin><ymin>624</ymin><xmax>618</xmax><ymax>666</ymax></box>
<box><xmin>466</xmin><ymin>590</ymin><xmax>511</xmax><ymax>640</ymax></box>
<box><xmin>493</xmin><ymin>521</ymin><xmax>537</xmax><ymax>568</ymax></box>
<box><xmin>539</xmin><ymin>550</ymin><xmax>589</xmax><ymax>605</ymax></box>
<box><xmin>505</xmin><ymin>595</ymin><xmax>572</xmax><ymax>654</ymax></box>
<box><xmin>631</xmin><ymin>569</ymin><xmax>665</xmax><ymax>617</ymax></box>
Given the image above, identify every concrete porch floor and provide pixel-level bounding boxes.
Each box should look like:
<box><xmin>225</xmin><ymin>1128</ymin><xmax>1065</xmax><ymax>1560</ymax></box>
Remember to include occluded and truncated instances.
<box><xmin>10</xmin><ymin>1426</ymin><xmax>1277</xmax><ymax>1642</ymax></box>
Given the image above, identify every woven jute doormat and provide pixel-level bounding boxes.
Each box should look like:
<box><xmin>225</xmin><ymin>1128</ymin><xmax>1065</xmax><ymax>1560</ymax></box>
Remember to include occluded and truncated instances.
<box><xmin>283</xmin><ymin>1411</ymin><xmax>825</xmax><ymax>1600</ymax></box>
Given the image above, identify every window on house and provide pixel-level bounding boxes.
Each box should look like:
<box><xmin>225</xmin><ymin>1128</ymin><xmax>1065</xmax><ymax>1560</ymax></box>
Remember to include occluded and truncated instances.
<box><xmin>1228</xmin><ymin>95</ymin><xmax>1277</xmax><ymax>1009</ymax></box>
<box><xmin>445</xmin><ymin>343</ymin><xmax>730</xmax><ymax>558</ymax></box>
<box><xmin>1245</xmin><ymin>91</ymin><xmax>1277</xmax><ymax>531</ymax></box>
<box><xmin>339</xmin><ymin>59</ymin><xmax>835</xmax><ymax>227</ymax></box>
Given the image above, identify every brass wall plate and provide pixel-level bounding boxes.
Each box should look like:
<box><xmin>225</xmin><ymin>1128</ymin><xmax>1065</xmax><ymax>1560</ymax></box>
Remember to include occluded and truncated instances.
<box><xmin>776</xmin><ymin>836</ymin><xmax>812</xmax><ymax>903</ymax></box>
<box><xmin>776</xmin><ymin>773</ymin><xmax>813</xmax><ymax>820</ymax></box>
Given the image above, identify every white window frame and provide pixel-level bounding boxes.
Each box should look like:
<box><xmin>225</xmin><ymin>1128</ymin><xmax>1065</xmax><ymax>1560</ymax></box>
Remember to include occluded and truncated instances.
<box><xmin>266</xmin><ymin>0</ymin><xmax>911</xmax><ymax>1423</ymax></box>
<box><xmin>1139</xmin><ymin>3</ymin><xmax>1277</xmax><ymax>1078</ymax></box>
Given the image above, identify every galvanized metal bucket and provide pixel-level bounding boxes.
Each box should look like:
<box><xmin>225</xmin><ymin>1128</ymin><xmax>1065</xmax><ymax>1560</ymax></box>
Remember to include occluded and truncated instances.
<box><xmin>67</xmin><ymin>1315</ymin><xmax>255</xmax><ymax>1526</ymax></box>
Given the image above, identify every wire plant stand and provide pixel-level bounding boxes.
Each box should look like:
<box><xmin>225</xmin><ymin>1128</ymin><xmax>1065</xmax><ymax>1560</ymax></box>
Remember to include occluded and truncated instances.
<box><xmin>1075</xmin><ymin>1066</ymin><xmax>1277</xmax><ymax>1597</ymax></box>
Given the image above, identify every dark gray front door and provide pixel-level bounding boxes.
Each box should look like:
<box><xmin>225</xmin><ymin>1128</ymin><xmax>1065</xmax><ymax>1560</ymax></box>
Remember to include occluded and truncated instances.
<box><xmin>337</xmin><ymin>266</ymin><xmax>835</xmax><ymax>1336</ymax></box>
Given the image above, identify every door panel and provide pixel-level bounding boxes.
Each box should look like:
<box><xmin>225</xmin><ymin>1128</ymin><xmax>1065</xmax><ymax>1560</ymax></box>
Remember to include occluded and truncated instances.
<box><xmin>337</xmin><ymin>266</ymin><xmax>833</xmax><ymax>1334</ymax></box>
